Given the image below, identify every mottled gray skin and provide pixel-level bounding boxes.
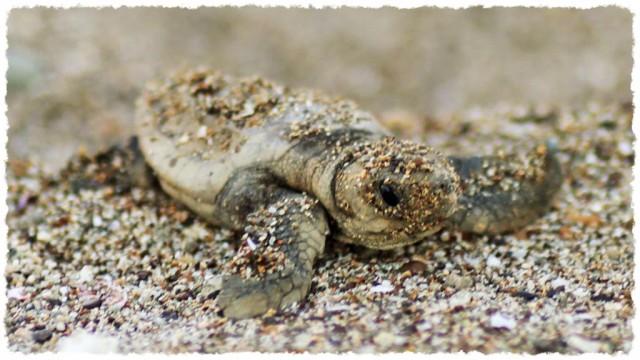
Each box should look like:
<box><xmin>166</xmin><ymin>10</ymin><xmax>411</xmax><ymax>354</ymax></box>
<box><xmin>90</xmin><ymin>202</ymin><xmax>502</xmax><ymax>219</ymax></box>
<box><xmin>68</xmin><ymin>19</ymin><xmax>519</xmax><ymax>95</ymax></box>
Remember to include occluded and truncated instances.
<box><xmin>135</xmin><ymin>68</ymin><xmax>563</xmax><ymax>318</ymax></box>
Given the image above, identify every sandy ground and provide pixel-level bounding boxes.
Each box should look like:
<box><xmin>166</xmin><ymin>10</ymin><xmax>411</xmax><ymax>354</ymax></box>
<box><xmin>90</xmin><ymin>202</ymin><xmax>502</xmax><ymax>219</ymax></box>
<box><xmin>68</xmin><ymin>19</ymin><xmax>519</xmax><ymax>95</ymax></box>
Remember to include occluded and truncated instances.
<box><xmin>5</xmin><ymin>7</ymin><xmax>634</xmax><ymax>354</ymax></box>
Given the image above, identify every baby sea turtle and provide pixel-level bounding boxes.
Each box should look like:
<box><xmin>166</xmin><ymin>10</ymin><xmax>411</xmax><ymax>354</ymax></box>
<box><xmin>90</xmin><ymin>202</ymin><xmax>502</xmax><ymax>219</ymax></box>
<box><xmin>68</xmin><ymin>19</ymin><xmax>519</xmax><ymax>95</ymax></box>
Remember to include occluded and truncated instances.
<box><xmin>135</xmin><ymin>68</ymin><xmax>563</xmax><ymax>318</ymax></box>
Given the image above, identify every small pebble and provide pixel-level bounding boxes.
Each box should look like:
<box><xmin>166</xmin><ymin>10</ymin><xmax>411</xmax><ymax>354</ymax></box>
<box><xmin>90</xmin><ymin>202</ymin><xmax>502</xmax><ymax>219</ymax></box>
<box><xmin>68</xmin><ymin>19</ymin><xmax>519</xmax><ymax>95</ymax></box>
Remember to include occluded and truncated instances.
<box><xmin>617</xmin><ymin>141</ymin><xmax>632</xmax><ymax>156</ymax></box>
<box><xmin>566</xmin><ymin>334</ymin><xmax>603</xmax><ymax>353</ymax></box>
<box><xmin>92</xmin><ymin>215</ymin><xmax>103</xmax><ymax>227</ymax></box>
<box><xmin>551</xmin><ymin>277</ymin><xmax>570</xmax><ymax>289</ymax></box>
<box><xmin>77</xmin><ymin>266</ymin><xmax>95</xmax><ymax>284</ymax></box>
<box><xmin>82</xmin><ymin>296</ymin><xmax>102</xmax><ymax>309</ymax></box>
<box><xmin>36</xmin><ymin>230</ymin><xmax>52</xmax><ymax>242</ymax></box>
<box><xmin>486</xmin><ymin>255</ymin><xmax>501</xmax><ymax>267</ymax></box>
<box><xmin>401</xmin><ymin>259</ymin><xmax>428</xmax><ymax>274</ymax></box>
<box><xmin>373</xmin><ymin>332</ymin><xmax>397</xmax><ymax>347</ymax></box>
<box><xmin>445</xmin><ymin>273</ymin><xmax>473</xmax><ymax>289</ymax></box>
<box><xmin>490</xmin><ymin>312</ymin><xmax>517</xmax><ymax>330</ymax></box>
<box><xmin>32</xmin><ymin>329</ymin><xmax>53</xmax><ymax>344</ymax></box>
<box><xmin>370</xmin><ymin>280</ymin><xmax>394</xmax><ymax>294</ymax></box>
<box><xmin>8</xmin><ymin>287</ymin><xmax>29</xmax><ymax>300</ymax></box>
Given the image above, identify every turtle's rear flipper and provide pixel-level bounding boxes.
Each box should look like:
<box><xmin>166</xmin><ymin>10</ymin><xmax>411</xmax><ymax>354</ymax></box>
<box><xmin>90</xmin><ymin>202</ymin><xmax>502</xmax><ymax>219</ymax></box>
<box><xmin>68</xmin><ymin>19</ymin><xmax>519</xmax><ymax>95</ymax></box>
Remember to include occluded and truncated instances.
<box><xmin>61</xmin><ymin>136</ymin><xmax>157</xmax><ymax>193</ymax></box>
<box><xmin>446</xmin><ymin>143</ymin><xmax>563</xmax><ymax>234</ymax></box>
<box><xmin>119</xmin><ymin>136</ymin><xmax>158</xmax><ymax>189</ymax></box>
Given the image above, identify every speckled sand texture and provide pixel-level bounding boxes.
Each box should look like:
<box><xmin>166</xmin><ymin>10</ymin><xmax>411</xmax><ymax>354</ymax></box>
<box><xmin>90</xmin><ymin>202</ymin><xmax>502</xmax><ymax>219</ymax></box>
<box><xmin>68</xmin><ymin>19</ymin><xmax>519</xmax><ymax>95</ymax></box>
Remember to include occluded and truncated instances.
<box><xmin>5</xmin><ymin>102</ymin><xmax>633</xmax><ymax>353</ymax></box>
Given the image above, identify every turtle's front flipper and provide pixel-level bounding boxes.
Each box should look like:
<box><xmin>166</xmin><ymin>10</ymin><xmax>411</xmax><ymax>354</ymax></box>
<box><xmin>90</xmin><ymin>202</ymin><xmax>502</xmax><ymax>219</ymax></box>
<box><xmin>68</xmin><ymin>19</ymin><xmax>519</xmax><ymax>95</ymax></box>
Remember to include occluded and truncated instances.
<box><xmin>446</xmin><ymin>143</ymin><xmax>563</xmax><ymax>234</ymax></box>
<box><xmin>214</xmin><ymin>173</ymin><xmax>328</xmax><ymax>318</ymax></box>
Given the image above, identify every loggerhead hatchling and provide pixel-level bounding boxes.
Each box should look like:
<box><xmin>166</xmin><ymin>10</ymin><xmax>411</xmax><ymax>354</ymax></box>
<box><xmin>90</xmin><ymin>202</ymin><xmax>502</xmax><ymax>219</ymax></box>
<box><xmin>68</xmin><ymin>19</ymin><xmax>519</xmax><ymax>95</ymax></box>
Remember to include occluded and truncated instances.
<box><xmin>134</xmin><ymin>68</ymin><xmax>563</xmax><ymax>318</ymax></box>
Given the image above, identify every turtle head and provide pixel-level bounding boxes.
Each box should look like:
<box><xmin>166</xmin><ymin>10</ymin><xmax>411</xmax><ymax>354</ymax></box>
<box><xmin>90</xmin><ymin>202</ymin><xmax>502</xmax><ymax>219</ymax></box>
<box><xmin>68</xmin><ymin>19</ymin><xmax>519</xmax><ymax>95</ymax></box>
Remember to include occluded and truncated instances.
<box><xmin>333</xmin><ymin>137</ymin><xmax>460</xmax><ymax>249</ymax></box>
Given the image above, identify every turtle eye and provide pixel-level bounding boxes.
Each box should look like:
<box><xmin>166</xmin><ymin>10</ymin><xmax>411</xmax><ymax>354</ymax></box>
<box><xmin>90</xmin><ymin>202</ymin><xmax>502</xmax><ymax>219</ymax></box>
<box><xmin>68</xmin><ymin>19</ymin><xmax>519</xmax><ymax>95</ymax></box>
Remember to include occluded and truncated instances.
<box><xmin>379</xmin><ymin>184</ymin><xmax>400</xmax><ymax>207</ymax></box>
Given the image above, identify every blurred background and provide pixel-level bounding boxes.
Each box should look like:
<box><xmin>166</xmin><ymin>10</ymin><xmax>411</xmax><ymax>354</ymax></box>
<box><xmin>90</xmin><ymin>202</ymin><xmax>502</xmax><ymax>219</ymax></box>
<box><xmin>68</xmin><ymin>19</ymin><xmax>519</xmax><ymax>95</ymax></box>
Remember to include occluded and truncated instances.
<box><xmin>7</xmin><ymin>7</ymin><xmax>632</xmax><ymax>172</ymax></box>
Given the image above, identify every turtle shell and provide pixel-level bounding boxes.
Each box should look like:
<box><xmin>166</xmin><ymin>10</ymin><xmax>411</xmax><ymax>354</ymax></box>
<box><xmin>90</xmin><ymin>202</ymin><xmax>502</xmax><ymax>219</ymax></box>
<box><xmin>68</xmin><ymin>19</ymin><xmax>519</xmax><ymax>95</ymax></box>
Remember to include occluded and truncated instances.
<box><xmin>135</xmin><ymin>68</ymin><xmax>386</xmax><ymax>223</ymax></box>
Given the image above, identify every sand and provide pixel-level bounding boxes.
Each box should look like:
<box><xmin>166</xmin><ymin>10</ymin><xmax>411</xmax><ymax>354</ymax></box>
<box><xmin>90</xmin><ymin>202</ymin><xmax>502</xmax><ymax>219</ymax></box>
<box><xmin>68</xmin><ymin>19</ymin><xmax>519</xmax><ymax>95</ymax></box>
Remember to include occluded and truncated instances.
<box><xmin>5</xmin><ymin>102</ymin><xmax>634</xmax><ymax>353</ymax></box>
<box><xmin>5</xmin><ymin>7</ymin><xmax>633</xmax><ymax>354</ymax></box>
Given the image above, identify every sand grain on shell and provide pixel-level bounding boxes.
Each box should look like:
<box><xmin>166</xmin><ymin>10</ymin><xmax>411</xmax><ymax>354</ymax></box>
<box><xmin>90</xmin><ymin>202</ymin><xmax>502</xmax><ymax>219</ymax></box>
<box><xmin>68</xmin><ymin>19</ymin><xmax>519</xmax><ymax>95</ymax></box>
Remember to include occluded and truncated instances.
<box><xmin>5</xmin><ymin>103</ymin><xmax>633</xmax><ymax>353</ymax></box>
